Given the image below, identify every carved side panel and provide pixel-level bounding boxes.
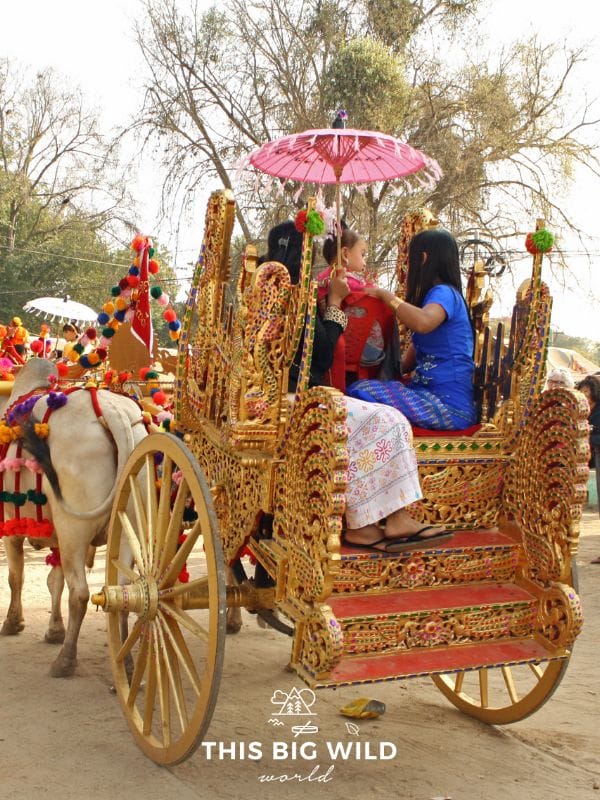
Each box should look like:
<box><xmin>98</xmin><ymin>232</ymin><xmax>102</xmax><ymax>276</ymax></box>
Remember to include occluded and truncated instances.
<box><xmin>502</xmin><ymin>388</ymin><xmax>589</xmax><ymax>585</ymax></box>
<box><xmin>272</xmin><ymin>387</ymin><xmax>347</xmax><ymax>606</ymax></box>
<box><xmin>176</xmin><ymin>190</ymin><xmax>235</xmax><ymax>430</ymax></box>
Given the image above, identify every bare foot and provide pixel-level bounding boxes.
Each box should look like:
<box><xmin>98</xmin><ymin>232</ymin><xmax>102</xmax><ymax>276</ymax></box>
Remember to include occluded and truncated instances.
<box><xmin>345</xmin><ymin>524</ymin><xmax>385</xmax><ymax>547</ymax></box>
<box><xmin>384</xmin><ymin>509</ymin><xmax>444</xmax><ymax>540</ymax></box>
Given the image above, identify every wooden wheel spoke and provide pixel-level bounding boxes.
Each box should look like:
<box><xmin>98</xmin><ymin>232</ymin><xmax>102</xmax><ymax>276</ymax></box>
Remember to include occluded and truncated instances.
<box><xmin>159</xmin><ymin>576</ymin><xmax>208</xmax><ymax>601</ymax></box>
<box><xmin>160</xmin><ymin>600</ymin><xmax>209</xmax><ymax>643</ymax></box>
<box><xmin>454</xmin><ymin>671</ymin><xmax>465</xmax><ymax>693</ymax></box>
<box><xmin>501</xmin><ymin>665</ymin><xmax>519</xmax><ymax>704</ymax></box>
<box><xmin>529</xmin><ymin>662</ymin><xmax>544</xmax><ymax>680</ymax></box>
<box><xmin>159</xmin><ymin>520</ymin><xmax>202</xmax><ymax>589</ymax></box>
<box><xmin>142</xmin><ymin>632</ymin><xmax>158</xmax><ymax>736</ymax></box>
<box><xmin>118</xmin><ymin>510</ymin><xmax>146</xmax><ymax>573</ymax></box>
<box><xmin>129</xmin><ymin>475</ymin><xmax>149</xmax><ymax>566</ymax></box>
<box><xmin>156</xmin><ymin>620</ymin><xmax>189</xmax><ymax>734</ymax></box>
<box><xmin>116</xmin><ymin>617</ymin><xmax>144</xmax><ymax>664</ymax></box>
<box><xmin>479</xmin><ymin>668</ymin><xmax>489</xmax><ymax>709</ymax></box>
<box><xmin>145</xmin><ymin>454</ymin><xmax>158</xmax><ymax>570</ymax></box>
<box><xmin>158</xmin><ymin>610</ymin><xmax>202</xmax><ymax>695</ymax></box>
<box><xmin>111</xmin><ymin>558</ymin><xmax>138</xmax><ymax>584</ymax></box>
<box><xmin>156</xmin><ymin>477</ymin><xmax>189</xmax><ymax>577</ymax></box>
<box><xmin>126</xmin><ymin>626</ymin><xmax>149</xmax><ymax>708</ymax></box>
<box><xmin>152</xmin><ymin>627</ymin><xmax>171</xmax><ymax>748</ymax></box>
<box><xmin>154</xmin><ymin>455</ymin><xmax>173</xmax><ymax>567</ymax></box>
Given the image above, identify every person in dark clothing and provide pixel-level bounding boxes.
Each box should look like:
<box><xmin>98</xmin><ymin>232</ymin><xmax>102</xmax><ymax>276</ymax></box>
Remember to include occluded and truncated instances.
<box><xmin>258</xmin><ymin>220</ymin><xmax>349</xmax><ymax>390</ymax></box>
<box><xmin>577</xmin><ymin>374</ymin><xmax>600</xmax><ymax>563</ymax></box>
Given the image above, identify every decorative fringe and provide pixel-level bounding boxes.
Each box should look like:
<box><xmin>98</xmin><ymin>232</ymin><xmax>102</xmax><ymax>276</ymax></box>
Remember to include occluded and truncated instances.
<box><xmin>0</xmin><ymin>518</ymin><xmax>54</xmax><ymax>539</ymax></box>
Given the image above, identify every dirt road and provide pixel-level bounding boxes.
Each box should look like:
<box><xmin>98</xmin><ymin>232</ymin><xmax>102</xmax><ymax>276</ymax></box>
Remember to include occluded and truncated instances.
<box><xmin>1</xmin><ymin>515</ymin><xmax>599</xmax><ymax>800</ymax></box>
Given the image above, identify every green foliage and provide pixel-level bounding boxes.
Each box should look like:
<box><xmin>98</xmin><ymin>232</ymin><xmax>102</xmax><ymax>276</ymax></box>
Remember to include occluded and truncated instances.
<box><xmin>323</xmin><ymin>37</ymin><xmax>410</xmax><ymax>132</ymax></box>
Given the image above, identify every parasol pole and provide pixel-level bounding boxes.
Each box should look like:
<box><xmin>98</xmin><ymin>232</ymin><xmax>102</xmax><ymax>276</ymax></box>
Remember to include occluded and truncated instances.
<box><xmin>334</xmin><ymin>166</ymin><xmax>343</xmax><ymax>277</ymax></box>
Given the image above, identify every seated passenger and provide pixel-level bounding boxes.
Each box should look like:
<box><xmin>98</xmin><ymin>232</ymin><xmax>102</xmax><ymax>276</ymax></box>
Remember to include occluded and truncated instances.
<box><xmin>260</xmin><ymin>221</ymin><xmax>450</xmax><ymax>551</ymax></box>
<box><xmin>316</xmin><ymin>225</ymin><xmax>396</xmax><ymax>390</ymax></box>
<box><xmin>347</xmin><ymin>228</ymin><xmax>478</xmax><ymax>430</ymax></box>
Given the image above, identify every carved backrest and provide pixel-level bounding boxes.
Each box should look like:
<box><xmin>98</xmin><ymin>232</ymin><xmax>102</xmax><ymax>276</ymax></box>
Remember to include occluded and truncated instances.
<box><xmin>176</xmin><ymin>190</ymin><xmax>319</xmax><ymax>452</ymax></box>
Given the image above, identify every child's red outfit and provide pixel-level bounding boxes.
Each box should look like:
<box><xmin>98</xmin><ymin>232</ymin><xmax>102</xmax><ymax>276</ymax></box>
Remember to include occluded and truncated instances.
<box><xmin>316</xmin><ymin>267</ymin><xmax>394</xmax><ymax>392</ymax></box>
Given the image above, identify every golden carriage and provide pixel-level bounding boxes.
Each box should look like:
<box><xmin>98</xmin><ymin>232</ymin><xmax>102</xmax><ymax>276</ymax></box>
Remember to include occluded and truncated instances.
<box><xmin>91</xmin><ymin>190</ymin><xmax>588</xmax><ymax>765</ymax></box>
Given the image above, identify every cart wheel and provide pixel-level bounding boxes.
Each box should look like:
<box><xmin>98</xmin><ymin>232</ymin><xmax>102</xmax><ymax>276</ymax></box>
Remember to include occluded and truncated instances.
<box><xmin>98</xmin><ymin>433</ymin><xmax>226</xmax><ymax>765</ymax></box>
<box><xmin>432</xmin><ymin>567</ymin><xmax>578</xmax><ymax>724</ymax></box>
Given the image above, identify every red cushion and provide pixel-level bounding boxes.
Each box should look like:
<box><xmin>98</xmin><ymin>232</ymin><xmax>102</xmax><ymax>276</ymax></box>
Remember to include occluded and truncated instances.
<box><xmin>412</xmin><ymin>423</ymin><xmax>482</xmax><ymax>438</ymax></box>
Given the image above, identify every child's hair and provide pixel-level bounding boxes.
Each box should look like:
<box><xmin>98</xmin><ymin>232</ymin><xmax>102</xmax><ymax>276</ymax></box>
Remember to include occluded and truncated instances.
<box><xmin>62</xmin><ymin>322</ymin><xmax>80</xmax><ymax>335</ymax></box>
<box><xmin>322</xmin><ymin>222</ymin><xmax>361</xmax><ymax>266</ymax></box>
<box><xmin>405</xmin><ymin>228</ymin><xmax>462</xmax><ymax>307</ymax></box>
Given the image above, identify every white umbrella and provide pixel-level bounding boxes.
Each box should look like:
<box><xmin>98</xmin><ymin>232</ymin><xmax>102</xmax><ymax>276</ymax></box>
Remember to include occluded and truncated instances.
<box><xmin>23</xmin><ymin>295</ymin><xmax>98</xmax><ymax>325</ymax></box>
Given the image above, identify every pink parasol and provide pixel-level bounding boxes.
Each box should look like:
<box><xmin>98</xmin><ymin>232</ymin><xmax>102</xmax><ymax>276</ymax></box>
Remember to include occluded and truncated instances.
<box><xmin>247</xmin><ymin>125</ymin><xmax>441</xmax><ymax>269</ymax></box>
<box><xmin>249</xmin><ymin>127</ymin><xmax>439</xmax><ymax>185</ymax></box>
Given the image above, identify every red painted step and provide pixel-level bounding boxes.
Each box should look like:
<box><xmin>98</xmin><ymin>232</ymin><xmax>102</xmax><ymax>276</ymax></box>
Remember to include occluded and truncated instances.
<box><xmin>328</xmin><ymin>582</ymin><xmax>535</xmax><ymax>620</ymax></box>
<box><xmin>340</xmin><ymin>529</ymin><xmax>517</xmax><ymax>558</ymax></box>
<box><xmin>312</xmin><ymin>638</ymin><xmax>563</xmax><ymax>688</ymax></box>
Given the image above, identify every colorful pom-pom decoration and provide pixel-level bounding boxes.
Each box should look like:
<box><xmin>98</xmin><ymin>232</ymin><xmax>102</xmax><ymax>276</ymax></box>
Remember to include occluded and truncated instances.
<box><xmin>525</xmin><ymin>229</ymin><xmax>555</xmax><ymax>255</ymax></box>
<box><xmin>56</xmin><ymin>362</ymin><xmax>69</xmax><ymax>377</ymax></box>
<box><xmin>128</xmin><ymin>265</ymin><xmax>140</xmax><ymax>276</ymax></box>
<box><xmin>157</xmin><ymin>294</ymin><xmax>169</xmax><ymax>307</ymax></box>
<box><xmin>150</xmin><ymin>286</ymin><xmax>163</xmax><ymax>299</ymax></box>
<box><xmin>118</xmin><ymin>371</ymin><xmax>131</xmax><ymax>383</ymax></box>
<box><xmin>168</xmin><ymin>320</ymin><xmax>181</xmax><ymax>332</ymax></box>
<box><xmin>102</xmin><ymin>327</ymin><xmax>115</xmax><ymax>338</ymax></box>
<box><xmin>97</xmin><ymin>312</ymin><xmax>110</xmax><ymax>325</ymax></box>
<box><xmin>102</xmin><ymin>302</ymin><xmax>115</xmax><ymax>315</ymax></box>
<box><xmin>295</xmin><ymin>208</ymin><xmax>325</xmax><ymax>236</ymax></box>
<box><xmin>149</xmin><ymin>259</ymin><xmax>159</xmax><ymax>274</ymax></box>
<box><xmin>111</xmin><ymin>286</ymin><xmax>121</xmax><ymax>297</ymax></box>
<box><xmin>73</xmin><ymin>343</ymin><xmax>84</xmax><ymax>355</ymax></box>
<box><xmin>96</xmin><ymin>347</ymin><xmax>108</xmax><ymax>360</ymax></box>
<box><xmin>131</xmin><ymin>234</ymin><xmax>146</xmax><ymax>252</ymax></box>
<box><xmin>163</xmin><ymin>309</ymin><xmax>177</xmax><ymax>323</ymax></box>
<box><xmin>30</xmin><ymin>340</ymin><xmax>43</xmax><ymax>355</ymax></box>
<box><xmin>86</xmin><ymin>327</ymin><xmax>97</xmax><ymax>340</ymax></box>
<box><xmin>152</xmin><ymin>390</ymin><xmax>167</xmax><ymax>406</ymax></box>
<box><xmin>114</xmin><ymin>310</ymin><xmax>126</xmax><ymax>323</ymax></box>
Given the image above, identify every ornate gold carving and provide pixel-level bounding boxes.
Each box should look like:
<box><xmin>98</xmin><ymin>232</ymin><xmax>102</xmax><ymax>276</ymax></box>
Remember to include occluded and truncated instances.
<box><xmin>416</xmin><ymin>462</ymin><xmax>506</xmax><ymax>528</ymax></box>
<box><xmin>293</xmin><ymin>605</ymin><xmax>343</xmax><ymax>679</ymax></box>
<box><xmin>502</xmin><ymin>388</ymin><xmax>589</xmax><ymax>585</ymax></box>
<box><xmin>537</xmin><ymin>583</ymin><xmax>583</xmax><ymax>649</ymax></box>
<box><xmin>340</xmin><ymin>602</ymin><xmax>537</xmax><ymax>656</ymax></box>
<box><xmin>334</xmin><ymin>546</ymin><xmax>518</xmax><ymax>594</ymax></box>
<box><xmin>272</xmin><ymin>386</ymin><xmax>347</xmax><ymax>605</ymax></box>
<box><xmin>187</xmin><ymin>428</ymin><xmax>267</xmax><ymax>562</ymax></box>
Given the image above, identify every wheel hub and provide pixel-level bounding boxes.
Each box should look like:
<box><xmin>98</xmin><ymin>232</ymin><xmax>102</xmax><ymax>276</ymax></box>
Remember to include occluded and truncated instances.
<box><xmin>91</xmin><ymin>576</ymin><xmax>159</xmax><ymax>620</ymax></box>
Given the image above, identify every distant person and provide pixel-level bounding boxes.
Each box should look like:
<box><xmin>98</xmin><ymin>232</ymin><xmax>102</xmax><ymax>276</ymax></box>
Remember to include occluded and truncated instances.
<box><xmin>545</xmin><ymin>368</ymin><xmax>574</xmax><ymax>391</ymax></box>
<box><xmin>577</xmin><ymin>374</ymin><xmax>600</xmax><ymax>564</ymax></box>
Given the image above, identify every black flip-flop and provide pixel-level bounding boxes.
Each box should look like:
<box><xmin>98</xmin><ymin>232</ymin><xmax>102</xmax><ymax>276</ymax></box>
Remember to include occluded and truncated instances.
<box><xmin>344</xmin><ymin>527</ymin><xmax>453</xmax><ymax>553</ymax></box>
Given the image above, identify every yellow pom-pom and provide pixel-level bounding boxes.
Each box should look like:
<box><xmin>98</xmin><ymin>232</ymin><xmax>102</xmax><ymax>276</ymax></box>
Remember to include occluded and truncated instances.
<box><xmin>103</xmin><ymin>301</ymin><xmax>115</xmax><ymax>315</ymax></box>
<box><xmin>109</xmin><ymin>318</ymin><xmax>120</xmax><ymax>330</ymax></box>
<box><xmin>115</xmin><ymin>297</ymin><xmax>127</xmax><ymax>311</ymax></box>
<box><xmin>68</xmin><ymin>350</ymin><xmax>80</xmax><ymax>363</ymax></box>
<box><xmin>34</xmin><ymin>423</ymin><xmax>49</xmax><ymax>439</ymax></box>
<box><xmin>133</xmin><ymin>256</ymin><xmax>140</xmax><ymax>267</ymax></box>
<box><xmin>169</xmin><ymin>330</ymin><xmax>181</xmax><ymax>341</ymax></box>
<box><xmin>0</xmin><ymin>424</ymin><xmax>13</xmax><ymax>444</ymax></box>
<box><xmin>88</xmin><ymin>352</ymin><xmax>100</xmax><ymax>366</ymax></box>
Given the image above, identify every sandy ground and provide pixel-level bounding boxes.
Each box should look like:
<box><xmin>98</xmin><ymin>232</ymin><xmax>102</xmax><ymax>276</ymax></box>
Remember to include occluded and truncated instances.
<box><xmin>1</xmin><ymin>513</ymin><xmax>599</xmax><ymax>800</ymax></box>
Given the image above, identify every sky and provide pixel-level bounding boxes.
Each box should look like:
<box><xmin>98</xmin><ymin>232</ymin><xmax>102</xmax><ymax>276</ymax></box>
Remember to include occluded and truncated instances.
<box><xmin>2</xmin><ymin>0</ymin><xmax>600</xmax><ymax>339</ymax></box>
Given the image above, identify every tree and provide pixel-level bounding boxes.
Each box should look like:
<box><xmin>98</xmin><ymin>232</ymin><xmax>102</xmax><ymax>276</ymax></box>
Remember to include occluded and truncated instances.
<box><xmin>132</xmin><ymin>0</ymin><xmax>599</xmax><ymax>271</ymax></box>
<box><xmin>0</xmin><ymin>58</ymin><xmax>143</xmax><ymax>327</ymax></box>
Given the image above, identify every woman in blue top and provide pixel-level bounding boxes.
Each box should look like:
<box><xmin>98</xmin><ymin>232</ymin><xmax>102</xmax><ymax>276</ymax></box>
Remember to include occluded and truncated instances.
<box><xmin>347</xmin><ymin>228</ymin><xmax>477</xmax><ymax>430</ymax></box>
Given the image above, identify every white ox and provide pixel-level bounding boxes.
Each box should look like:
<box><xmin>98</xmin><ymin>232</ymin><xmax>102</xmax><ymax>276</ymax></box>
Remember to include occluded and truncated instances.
<box><xmin>0</xmin><ymin>360</ymin><xmax>147</xmax><ymax>676</ymax></box>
